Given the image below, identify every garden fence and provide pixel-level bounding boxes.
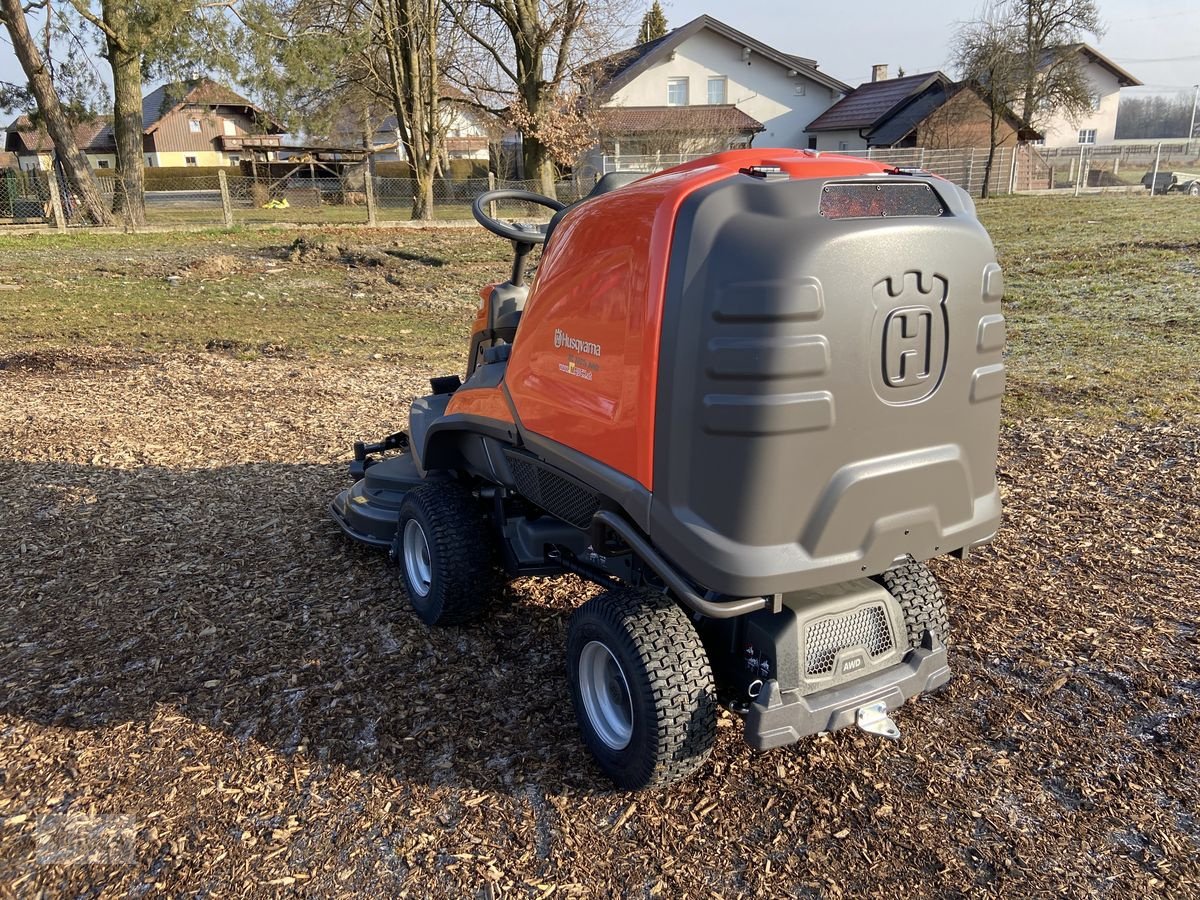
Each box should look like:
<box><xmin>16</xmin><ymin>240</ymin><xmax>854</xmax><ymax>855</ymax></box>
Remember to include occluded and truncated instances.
<box><xmin>4</xmin><ymin>140</ymin><xmax>1198</xmax><ymax>231</ymax></box>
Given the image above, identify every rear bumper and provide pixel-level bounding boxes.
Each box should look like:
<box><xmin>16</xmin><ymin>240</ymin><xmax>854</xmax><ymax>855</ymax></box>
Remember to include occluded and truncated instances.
<box><xmin>743</xmin><ymin>632</ymin><xmax>951</xmax><ymax>750</ymax></box>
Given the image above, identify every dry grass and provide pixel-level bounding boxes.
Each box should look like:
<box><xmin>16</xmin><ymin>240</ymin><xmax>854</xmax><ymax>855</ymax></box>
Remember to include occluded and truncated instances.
<box><xmin>0</xmin><ymin>197</ymin><xmax>1198</xmax><ymax>897</ymax></box>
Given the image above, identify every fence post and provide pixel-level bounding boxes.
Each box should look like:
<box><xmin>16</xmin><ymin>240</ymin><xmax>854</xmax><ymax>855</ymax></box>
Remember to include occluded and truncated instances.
<box><xmin>218</xmin><ymin>170</ymin><xmax>234</xmax><ymax>227</ymax></box>
<box><xmin>1150</xmin><ymin>143</ymin><xmax>1162</xmax><ymax>198</ymax></box>
<box><xmin>1008</xmin><ymin>146</ymin><xmax>1018</xmax><ymax>195</ymax></box>
<box><xmin>487</xmin><ymin>171</ymin><xmax>497</xmax><ymax>220</ymax></box>
<box><xmin>966</xmin><ymin>149</ymin><xmax>975</xmax><ymax>196</ymax></box>
<box><xmin>45</xmin><ymin>174</ymin><xmax>67</xmax><ymax>232</ymax></box>
<box><xmin>364</xmin><ymin>169</ymin><xmax>377</xmax><ymax>226</ymax></box>
<box><xmin>1074</xmin><ymin>144</ymin><xmax>1085</xmax><ymax>197</ymax></box>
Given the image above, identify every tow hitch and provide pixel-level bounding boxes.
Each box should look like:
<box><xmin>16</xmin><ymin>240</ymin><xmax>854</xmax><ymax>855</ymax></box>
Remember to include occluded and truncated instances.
<box><xmin>855</xmin><ymin>701</ymin><xmax>901</xmax><ymax>740</ymax></box>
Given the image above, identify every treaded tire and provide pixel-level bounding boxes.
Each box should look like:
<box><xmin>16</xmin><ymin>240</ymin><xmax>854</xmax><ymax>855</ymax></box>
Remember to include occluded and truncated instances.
<box><xmin>566</xmin><ymin>588</ymin><xmax>716</xmax><ymax>790</ymax></box>
<box><xmin>876</xmin><ymin>560</ymin><xmax>950</xmax><ymax>648</ymax></box>
<box><xmin>394</xmin><ymin>482</ymin><xmax>495</xmax><ymax>626</ymax></box>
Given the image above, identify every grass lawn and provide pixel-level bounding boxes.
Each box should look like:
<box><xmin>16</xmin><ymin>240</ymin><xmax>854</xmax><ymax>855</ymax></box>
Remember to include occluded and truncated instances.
<box><xmin>2</xmin><ymin>192</ymin><xmax>1198</xmax><ymax>424</ymax></box>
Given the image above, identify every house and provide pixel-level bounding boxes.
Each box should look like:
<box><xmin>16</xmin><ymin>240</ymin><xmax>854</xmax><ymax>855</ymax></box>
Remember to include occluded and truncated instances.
<box><xmin>806</xmin><ymin>67</ymin><xmax>1040</xmax><ymax>151</ymax></box>
<box><xmin>5</xmin><ymin>78</ymin><xmax>285</xmax><ymax>171</ymax></box>
<box><xmin>370</xmin><ymin>107</ymin><xmax>493</xmax><ymax>164</ymax></box>
<box><xmin>5</xmin><ymin>117</ymin><xmax>115</xmax><ymax>172</ymax></box>
<box><xmin>1033</xmin><ymin>44</ymin><xmax>1141</xmax><ymax>146</ymax></box>
<box><xmin>578</xmin><ymin>15</ymin><xmax>850</xmax><ymax>173</ymax></box>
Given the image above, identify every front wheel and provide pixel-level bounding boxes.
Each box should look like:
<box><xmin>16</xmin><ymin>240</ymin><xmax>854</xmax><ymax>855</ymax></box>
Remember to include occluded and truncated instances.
<box><xmin>566</xmin><ymin>588</ymin><xmax>716</xmax><ymax>790</ymax></box>
<box><xmin>394</xmin><ymin>482</ymin><xmax>495</xmax><ymax>626</ymax></box>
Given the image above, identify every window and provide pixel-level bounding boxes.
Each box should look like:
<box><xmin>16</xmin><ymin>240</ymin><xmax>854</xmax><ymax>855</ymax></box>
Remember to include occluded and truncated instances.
<box><xmin>707</xmin><ymin>76</ymin><xmax>727</xmax><ymax>105</ymax></box>
<box><xmin>145</xmin><ymin>156</ymin><xmax>155</xmax><ymax>167</ymax></box>
<box><xmin>808</xmin><ymin>137</ymin><xmax>818</xmax><ymax>150</ymax></box>
<box><xmin>96</xmin><ymin>160</ymin><xmax>110</xmax><ymax>169</ymax></box>
<box><xmin>189</xmin><ymin>118</ymin><xmax>202</xmax><ymax>133</ymax></box>
<box><xmin>223</xmin><ymin>118</ymin><xmax>236</xmax><ymax>136</ymax></box>
<box><xmin>838</xmin><ymin>140</ymin><xmax>849</xmax><ymax>151</ymax></box>
<box><xmin>667</xmin><ymin>77</ymin><xmax>689</xmax><ymax>106</ymax></box>
<box><xmin>228</xmin><ymin>155</ymin><xmax>240</xmax><ymax>165</ymax></box>
<box><xmin>1078</xmin><ymin>129</ymin><xmax>1096</xmax><ymax>144</ymax></box>
<box><xmin>1091</xmin><ymin>93</ymin><xmax>1102</xmax><ymax>112</ymax></box>
<box><xmin>185</xmin><ymin>156</ymin><xmax>198</xmax><ymax>167</ymax></box>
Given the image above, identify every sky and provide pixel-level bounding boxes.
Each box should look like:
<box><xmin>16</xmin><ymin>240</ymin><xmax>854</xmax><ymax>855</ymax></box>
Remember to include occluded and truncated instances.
<box><xmin>1</xmin><ymin>0</ymin><xmax>1197</xmax><ymax>117</ymax></box>
<box><xmin>658</xmin><ymin>0</ymin><xmax>1199</xmax><ymax>94</ymax></box>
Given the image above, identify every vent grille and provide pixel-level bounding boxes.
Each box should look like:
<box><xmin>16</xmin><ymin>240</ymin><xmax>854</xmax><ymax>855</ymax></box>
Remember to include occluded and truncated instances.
<box><xmin>805</xmin><ymin>604</ymin><xmax>893</xmax><ymax>676</ymax></box>
<box><xmin>507</xmin><ymin>455</ymin><xmax>600</xmax><ymax>529</ymax></box>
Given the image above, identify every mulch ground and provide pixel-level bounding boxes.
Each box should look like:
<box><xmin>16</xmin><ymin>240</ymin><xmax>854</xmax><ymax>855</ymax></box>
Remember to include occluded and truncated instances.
<box><xmin>1</xmin><ymin>351</ymin><xmax>1197</xmax><ymax>898</ymax></box>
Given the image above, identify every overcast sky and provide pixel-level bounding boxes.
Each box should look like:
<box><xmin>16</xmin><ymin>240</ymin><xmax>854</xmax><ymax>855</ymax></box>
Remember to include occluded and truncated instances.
<box><xmin>1</xmin><ymin>0</ymin><xmax>1197</xmax><ymax>117</ymax></box>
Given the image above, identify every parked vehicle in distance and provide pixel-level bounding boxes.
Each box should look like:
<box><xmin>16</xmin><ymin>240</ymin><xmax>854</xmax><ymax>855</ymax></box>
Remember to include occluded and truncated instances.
<box><xmin>1142</xmin><ymin>170</ymin><xmax>1200</xmax><ymax>195</ymax></box>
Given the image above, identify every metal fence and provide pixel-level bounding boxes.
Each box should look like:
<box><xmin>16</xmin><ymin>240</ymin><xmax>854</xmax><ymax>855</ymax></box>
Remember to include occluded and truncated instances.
<box><xmin>5</xmin><ymin>140</ymin><xmax>1200</xmax><ymax>231</ymax></box>
<box><xmin>0</xmin><ymin>170</ymin><xmax>593</xmax><ymax>230</ymax></box>
<box><xmin>600</xmin><ymin>143</ymin><xmax>1200</xmax><ymax>198</ymax></box>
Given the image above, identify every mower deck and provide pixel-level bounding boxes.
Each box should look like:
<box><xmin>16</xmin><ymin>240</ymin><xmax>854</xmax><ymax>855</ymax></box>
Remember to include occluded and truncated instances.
<box><xmin>329</xmin><ymin>452</ymin><xmax>431</xmax><ymax>549</ymax></box>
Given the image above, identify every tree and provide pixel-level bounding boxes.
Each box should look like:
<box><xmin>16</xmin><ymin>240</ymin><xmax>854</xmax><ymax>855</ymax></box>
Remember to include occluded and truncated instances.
<box><xmin>953</xmin><ymin>0</ymin><xmax>1102</xmax><ymax>197</ymax></box>
<box><xmin>1013</xmin><ymin>0</ymin><xmax>1102</xmax><ymax>129</ymax></box>
<box><xmin>61</xmin><ymin>0</ymin><xmax>244</xmax><ymax>226</ymax></box>
<box><xmin>253</xmin><ymin>0</ymin><xmax>448</xmax><ymax>220</ymax></box>
<box><xmin>636</xmin><ymin>1</ymin><xmax>666</xmax><ymax>45</ymax></box>
<box><xmin>445</xmin><ymin>0</ymin><xmax>634</xmax><ymax>195</ymax></box>
<box><xmin>953</xmin><ymin>10</ymin><xmax>1023</xmax><ymax>198</ymax></box>
<box><xmin>0</xmin><ymin>0</ymin><xmax>113</xmax><ymax>224</ymax></box>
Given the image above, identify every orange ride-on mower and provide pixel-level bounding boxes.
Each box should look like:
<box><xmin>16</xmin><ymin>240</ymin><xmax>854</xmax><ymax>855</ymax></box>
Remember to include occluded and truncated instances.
<box><xmin>330</xmin><ymin>149</ymin><xmax>1005</xmax><ymax>790</ymax></box>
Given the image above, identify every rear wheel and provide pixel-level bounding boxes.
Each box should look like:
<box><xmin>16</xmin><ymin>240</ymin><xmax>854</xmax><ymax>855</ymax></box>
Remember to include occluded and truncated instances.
<box><xmin>566</xmin><ymin>588</ymin><xmax>716</xmax><ymax>790</ymax></box>
<box><xmin>394</xmin><ymin>482</ymin><xmax>495</xmax><ymax>626</ymax></box>
<box><xmin>1188</xmin><ymin>182</ymin><xmax>1200</xmax><ymax>197</ymax></box>
<box><xmin>876</xmin><ymin>559</ymin><xmax>950</xmax><ymax>647</ymax></box>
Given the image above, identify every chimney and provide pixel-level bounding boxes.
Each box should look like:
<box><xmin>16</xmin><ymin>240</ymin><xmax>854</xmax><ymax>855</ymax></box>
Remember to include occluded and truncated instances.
<box><xmin>871</xmin><ymin>64</ymin><xmax>889</xmax><ymax>83</ymax></box>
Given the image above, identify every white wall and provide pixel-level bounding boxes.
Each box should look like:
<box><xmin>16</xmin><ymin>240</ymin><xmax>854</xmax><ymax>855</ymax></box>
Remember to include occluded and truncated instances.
<box><xmin>810</xmin><ymin>130</ymin><xmax>867</xmax><ymax>152</ymax></box>
<box><xmin>1038</xmin><ymin>62</ymin><xmax>1123</xmax><ymax>147</ymax></box>
<box><xmin>608</xmin><ymin>28</ymin><xmax>842</xmax><ymax>148</ymax></box>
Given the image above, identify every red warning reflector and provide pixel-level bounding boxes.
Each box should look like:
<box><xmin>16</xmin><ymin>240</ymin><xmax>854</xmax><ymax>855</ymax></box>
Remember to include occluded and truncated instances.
<box><xmin>819</xmin><ymin>182</ymin><xmax>944</xmax><ymax>219</ymax></box>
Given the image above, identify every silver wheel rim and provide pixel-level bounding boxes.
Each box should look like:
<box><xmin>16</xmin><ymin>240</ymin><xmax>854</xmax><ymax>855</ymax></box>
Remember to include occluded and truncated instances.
<box><xmin>578</xmin><ymin>641</ymin><xmax>633</xmax><ymax>750</ymax></box>
<box><xmin>402</xmin><ymin>519</ymin><xmax>432</xmax><ymax>597</ymax></box>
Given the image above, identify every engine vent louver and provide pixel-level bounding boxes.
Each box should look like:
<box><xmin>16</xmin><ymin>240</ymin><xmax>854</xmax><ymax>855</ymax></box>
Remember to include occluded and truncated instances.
<box><xmin>506</xmin><ymin>454</ymin><xmax>600</xmax><ymax>530</ymax></box>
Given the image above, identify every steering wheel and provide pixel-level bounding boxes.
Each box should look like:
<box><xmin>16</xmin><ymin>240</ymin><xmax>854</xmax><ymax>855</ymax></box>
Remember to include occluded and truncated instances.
<box><xmin>471</xmin><ymin>189</ymin><xmax>567</xmax><ymax>245</ymax></box>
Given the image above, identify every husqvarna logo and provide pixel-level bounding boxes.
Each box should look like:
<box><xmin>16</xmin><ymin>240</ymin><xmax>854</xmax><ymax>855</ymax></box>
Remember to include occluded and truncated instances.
<box><xmin>883</xmin><ymin>307</ymin><xmax>934</xmax><ymax>387</ymax></box>
<box><xmin>553</xmin><ymin>328</ymin><xmax>601</xmax><ymax>357</ymax></box>
<box><xmin>871</xmin><ymin>273</ymin><xmax>948</xmax><ymax>405</ymax></box>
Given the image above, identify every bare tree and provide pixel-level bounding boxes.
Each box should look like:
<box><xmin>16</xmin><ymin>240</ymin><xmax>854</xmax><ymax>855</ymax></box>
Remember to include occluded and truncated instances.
<box><xmin>953</xmin><ymin>0</ymin><xmax>1101</xmax><ymax>197</ymax></box>
<box><xmin>953</xmin><ymin>9</ymin><xmax>1023</xmax><ymax>198</ymax></box>
<box><xmin>0</xmin><ymin>0</ymin><xmax>113</xmax><ymax>224</ymax></box>
<box><xmin>1014</xmin><ymin>0</ymin><xmax>1103</xmax><ymax>129</ymax></box>
<box><xmin>444</xmin><ymin>0</ymin><xmax>634</xmax><ymax>195</ymax></box>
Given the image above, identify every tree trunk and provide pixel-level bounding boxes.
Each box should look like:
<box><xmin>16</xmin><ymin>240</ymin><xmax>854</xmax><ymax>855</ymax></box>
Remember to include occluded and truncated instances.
<box><xmin>104</xmin><ymin>2</ymin><xmax>145</xmax><ymax>227</ymax></box>
<box><xmin>0</xmin><ymin>0</ymin><xmax>113</xmax><ymax>225</ymax></box>
<box><xmin>982</xmin><ymin>111</ymin><xmax>999</xmax><ymax>199</ymax></box>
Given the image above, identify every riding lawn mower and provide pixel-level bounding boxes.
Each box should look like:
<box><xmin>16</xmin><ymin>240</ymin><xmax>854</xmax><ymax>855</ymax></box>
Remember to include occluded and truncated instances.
<box><xmin>330</xmin><ymin>149</ymin><xmax>1005</xmax><ymax>790</ymax></box>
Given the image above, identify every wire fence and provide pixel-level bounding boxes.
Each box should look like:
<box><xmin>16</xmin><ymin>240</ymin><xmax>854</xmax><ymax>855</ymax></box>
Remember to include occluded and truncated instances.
<box><xmin>4</xmin><ymin>140</ymin><xmax>1199</xmax><ymax>231</ymax></box>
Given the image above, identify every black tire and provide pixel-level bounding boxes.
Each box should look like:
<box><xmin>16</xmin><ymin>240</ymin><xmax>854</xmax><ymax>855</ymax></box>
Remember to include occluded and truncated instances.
<box><xmin>393</xmin><ymin>482</ymin><xmax>495</xmax><ymax>626</ymax></box>
<box><xmin>565</xmin><ymin>588</ymin><xmax>716</xmax><ymax>790</ymax></box>
<box><xmin>876</xmin><ymin>559</ymin><xmax>950</xmax><ymax>648</ymax></box>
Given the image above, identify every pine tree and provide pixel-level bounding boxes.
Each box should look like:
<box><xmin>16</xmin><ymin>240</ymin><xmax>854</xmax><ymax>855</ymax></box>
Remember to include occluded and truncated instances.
<box><xmin>637</xmin><ymin>1</ymin><xmax>667</xmax><ymax>45</ymax></box>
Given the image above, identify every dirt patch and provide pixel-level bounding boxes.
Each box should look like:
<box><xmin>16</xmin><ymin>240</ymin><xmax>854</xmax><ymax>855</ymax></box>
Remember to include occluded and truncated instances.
<box><xmin>0</xmin><ymin>348</ymin><xmax>153</xmax><ymax>373</ymax></box>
